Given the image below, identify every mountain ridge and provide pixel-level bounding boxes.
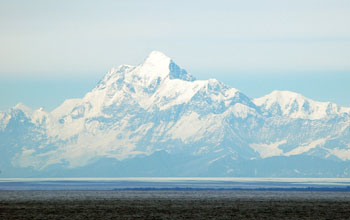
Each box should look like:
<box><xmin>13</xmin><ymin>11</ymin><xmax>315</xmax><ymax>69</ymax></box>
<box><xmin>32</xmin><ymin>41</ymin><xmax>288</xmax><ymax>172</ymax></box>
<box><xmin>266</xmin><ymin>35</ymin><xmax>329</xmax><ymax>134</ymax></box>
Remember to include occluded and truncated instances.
<box><xmin>1</xmin><ymin>51</ymin><xmax>349</xmax><ymax>177</ymax></box>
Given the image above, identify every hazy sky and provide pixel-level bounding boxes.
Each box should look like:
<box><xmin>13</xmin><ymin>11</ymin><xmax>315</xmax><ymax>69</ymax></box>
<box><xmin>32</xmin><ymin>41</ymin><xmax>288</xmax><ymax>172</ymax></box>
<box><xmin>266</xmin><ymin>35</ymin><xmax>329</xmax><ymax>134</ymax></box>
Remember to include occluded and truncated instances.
<box><xmin>1</xmin><ymin>0</ymin><xmax>350</xmax><ymax>110</ymax></box>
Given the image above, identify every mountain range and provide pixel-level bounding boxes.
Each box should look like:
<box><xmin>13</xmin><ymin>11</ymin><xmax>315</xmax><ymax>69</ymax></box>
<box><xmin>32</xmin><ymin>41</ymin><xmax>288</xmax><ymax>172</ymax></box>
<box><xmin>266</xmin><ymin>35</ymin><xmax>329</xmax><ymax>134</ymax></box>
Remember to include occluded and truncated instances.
<box><xmin>1</xmin><ymin>51</ymin><xmax>350</xmax><ymax>177</ymax></box>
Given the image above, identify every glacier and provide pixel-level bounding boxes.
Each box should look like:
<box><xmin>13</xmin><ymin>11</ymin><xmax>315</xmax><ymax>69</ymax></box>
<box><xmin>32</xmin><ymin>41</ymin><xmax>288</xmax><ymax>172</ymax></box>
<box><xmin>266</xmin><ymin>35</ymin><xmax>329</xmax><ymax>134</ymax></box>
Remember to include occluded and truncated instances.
<box><xmin>1</xmin><ymin>51</ymin><xmax>350</xmax><ymax>177</ymax></box>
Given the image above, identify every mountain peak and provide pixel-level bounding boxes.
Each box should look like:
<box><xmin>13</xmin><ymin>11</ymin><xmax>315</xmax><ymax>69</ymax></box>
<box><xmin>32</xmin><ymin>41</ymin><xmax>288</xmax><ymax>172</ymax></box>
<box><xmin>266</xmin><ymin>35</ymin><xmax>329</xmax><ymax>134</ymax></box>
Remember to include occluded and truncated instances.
<box><xmin>134</xmin><ymin>51</ymin><xmax>172</xmax><ymax>82</ymax></box>
<box><xmin>254</xmin><ymin>90</ymin><xmax>341</xmax><ymax>120</ymax></box>
<box><xmin>3</xmin><ymin>51</ymin><xmax>350</xmax><ymax>177</ymax></box>
<box><xmin>129</xmin><ymin>51</ymin><xmax>195</xmax><ymax>85</ymax></box>
<box><xmin>262</xmin><ymin>90</ymin><xmax>305</xmax><ymax>103</ymax></box>
<box><xmin>144</xmin><ymin>51</ymin><xmax>171</xmax><ymax>65</ymax></box>
<box><xmin>13</xmin><ymin>102</ymin><xmax>33</xmax><ymax>113</ymax></box>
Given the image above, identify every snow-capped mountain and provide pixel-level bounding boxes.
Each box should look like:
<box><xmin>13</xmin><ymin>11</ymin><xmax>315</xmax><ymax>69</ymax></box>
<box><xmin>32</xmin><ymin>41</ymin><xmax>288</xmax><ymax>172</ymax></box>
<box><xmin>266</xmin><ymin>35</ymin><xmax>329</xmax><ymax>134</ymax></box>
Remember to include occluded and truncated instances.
<box><xmin>1</xmin><ymin>51</ymin><xmax>350</xmax><ymax>177</ymax></box>
<box><xmin>254</xmin><ymin>90</ymin><xmax>350</xmax><ymax>120</ymax></box>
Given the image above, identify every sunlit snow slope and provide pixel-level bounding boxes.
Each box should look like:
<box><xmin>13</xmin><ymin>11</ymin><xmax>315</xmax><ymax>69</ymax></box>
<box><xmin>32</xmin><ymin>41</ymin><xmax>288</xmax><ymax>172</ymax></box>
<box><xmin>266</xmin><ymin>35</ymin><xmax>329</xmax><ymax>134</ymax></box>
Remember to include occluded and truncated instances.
<box><xmin>1</xmin><ymin>51</ymin><xmax>350</xmax><ymax>177</ymax></box>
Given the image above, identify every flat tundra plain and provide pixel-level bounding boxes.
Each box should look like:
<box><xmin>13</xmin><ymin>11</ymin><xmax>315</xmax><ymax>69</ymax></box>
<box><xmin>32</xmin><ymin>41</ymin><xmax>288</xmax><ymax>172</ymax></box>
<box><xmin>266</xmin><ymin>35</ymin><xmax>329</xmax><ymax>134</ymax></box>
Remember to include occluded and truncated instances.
<box><xmin>1</xmin><ymin>190</ymin><xmax>350</xmax><ymax>219</ymax></box>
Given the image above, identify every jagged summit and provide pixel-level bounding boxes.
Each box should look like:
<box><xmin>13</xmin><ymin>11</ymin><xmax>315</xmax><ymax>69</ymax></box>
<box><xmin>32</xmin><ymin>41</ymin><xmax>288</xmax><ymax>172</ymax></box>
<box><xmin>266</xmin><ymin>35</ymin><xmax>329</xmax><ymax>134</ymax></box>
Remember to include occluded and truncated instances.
<box><xmin>136</xmin><ymin>50</ymin><xmax>195</xmax><ymax>82</ymax></box>
<box><xmin>104</xmin><ymin>51</ymin><xmax>195</xmax><ymax>88</ymax></box>
<box><xmin>86</xmin><ymin>51</ymin><xmax>244</xmax><ymax>114</ymax></box>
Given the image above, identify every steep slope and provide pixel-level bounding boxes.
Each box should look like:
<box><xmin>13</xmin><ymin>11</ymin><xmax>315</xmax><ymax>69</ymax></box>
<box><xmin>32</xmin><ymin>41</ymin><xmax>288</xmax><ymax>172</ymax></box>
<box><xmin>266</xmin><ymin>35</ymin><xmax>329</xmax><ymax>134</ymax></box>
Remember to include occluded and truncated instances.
<box><xmin>1</xmin><ymin>51</ymin><xmax>260</xmax><ymax>171</ymax></box>
<box><xmin>0</xmin><ymin>51</ymin><xmax>349</xmax><ymax>177</ymax></box>
<box><xmin>252</xmin><ymin>90</ymin><xmax>350</xmax><ymax>160</ymax></box>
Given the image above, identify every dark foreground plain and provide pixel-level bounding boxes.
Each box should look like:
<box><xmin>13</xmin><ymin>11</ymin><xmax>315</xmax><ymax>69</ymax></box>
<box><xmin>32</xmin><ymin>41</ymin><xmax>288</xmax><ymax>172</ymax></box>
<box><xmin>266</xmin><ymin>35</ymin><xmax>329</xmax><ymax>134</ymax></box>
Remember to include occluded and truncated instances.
<box><xmin>1</xmin><ymin>191</ymin><xmax>350</xmax><ymax>219</ymax></box>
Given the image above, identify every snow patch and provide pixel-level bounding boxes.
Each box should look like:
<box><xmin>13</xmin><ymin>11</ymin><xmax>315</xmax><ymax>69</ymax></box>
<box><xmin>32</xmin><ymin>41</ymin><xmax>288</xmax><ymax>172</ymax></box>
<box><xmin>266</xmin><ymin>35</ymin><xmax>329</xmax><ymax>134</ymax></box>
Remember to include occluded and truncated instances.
<box><xmin>328</xmin><ymin>148</ymin><xmax>350</xmax><ymax>161</ymax></box>
<box><xmin>208</xmin><ymin>155</ymin><xmax>226</xmax><ymax>165</ymax></box>
<box><xmin>12</xmin><ymin>147</ymin><xmax>39</xmax><ymax>169</ymax></box>
<box><xmin>285</xmin><ymin>139</ymin><xmax>326</xmax><ymax>156</ymax></box>
<box><xmin>250</xmin><ymin>140</ymin><xmax>286</xmax><ymax>158</ymax></box>
<box><xmin>194</xmin><ymin>146</ymin><xmax>209</xmax><ymax>155</ymax></box>
<box><xmin>0</xmin><ymin>113</ymin><xmax>11</xmax><ymax>130</ymax></box>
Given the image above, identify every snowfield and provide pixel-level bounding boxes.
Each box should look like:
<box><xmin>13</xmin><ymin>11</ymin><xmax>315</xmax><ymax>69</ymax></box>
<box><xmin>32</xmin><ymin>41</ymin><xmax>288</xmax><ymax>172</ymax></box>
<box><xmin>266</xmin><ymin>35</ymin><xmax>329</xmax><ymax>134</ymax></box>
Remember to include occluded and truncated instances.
<box><xmin>1</xmin><ymin>51</ymin><xmax>350</xmax><ymax>177</ymax></box>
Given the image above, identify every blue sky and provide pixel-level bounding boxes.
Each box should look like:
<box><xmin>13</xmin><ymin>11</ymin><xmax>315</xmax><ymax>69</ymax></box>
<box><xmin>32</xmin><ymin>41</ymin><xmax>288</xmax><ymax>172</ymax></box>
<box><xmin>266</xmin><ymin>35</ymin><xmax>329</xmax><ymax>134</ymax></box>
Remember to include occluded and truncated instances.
<box><xmin>1</xmin><ymin>0</ymin><xmax>350</xmax><ymax>110</ymax></box>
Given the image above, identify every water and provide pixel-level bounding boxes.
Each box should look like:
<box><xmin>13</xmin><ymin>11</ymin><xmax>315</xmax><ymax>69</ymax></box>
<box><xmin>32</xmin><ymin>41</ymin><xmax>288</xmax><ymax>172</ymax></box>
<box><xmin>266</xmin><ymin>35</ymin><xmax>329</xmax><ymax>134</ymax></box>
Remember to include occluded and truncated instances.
<box><xmin>0</xmin><ymin>177</ymin><xmax>350</xmax><ymax>191</ymax></box>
